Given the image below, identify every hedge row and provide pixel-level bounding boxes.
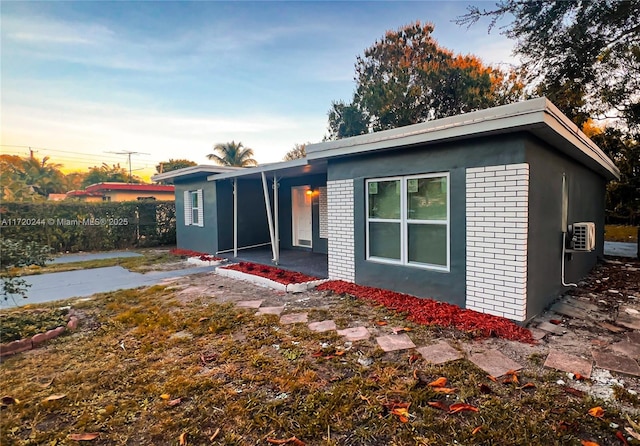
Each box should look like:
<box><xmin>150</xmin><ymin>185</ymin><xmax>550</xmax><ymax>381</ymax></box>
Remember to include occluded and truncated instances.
<box><xmin>0</xmin><ymin>201</ymin><xmax>176</xmax><ymax>253</ymax></box>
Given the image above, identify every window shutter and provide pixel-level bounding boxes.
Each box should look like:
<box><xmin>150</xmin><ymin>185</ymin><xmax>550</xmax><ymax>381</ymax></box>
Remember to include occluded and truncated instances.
<box><xmin>184</xmin><ymin>190</ymin><xmax>192</xmax><ymax>225</ymax></box>
<box><xmin>196</xmin><ymin>189</ymin><xmax>204</xmax><ymax>227</ymax></box>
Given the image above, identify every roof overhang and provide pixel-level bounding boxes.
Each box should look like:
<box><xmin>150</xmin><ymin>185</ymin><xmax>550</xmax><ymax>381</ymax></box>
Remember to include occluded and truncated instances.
<box><xmin>151</xmin><ymin>165</ymin><xmax>241</xmax><ymax>183</ymax></box>
<box><xmin>305</xmin><ymin>97</ymin><xmax>620</xmax><ymax>181</ymax></box>
<box><xmin>207</xmin><ymin>158</ymin><xmax>327</xmax><ymax>182</ymax></box>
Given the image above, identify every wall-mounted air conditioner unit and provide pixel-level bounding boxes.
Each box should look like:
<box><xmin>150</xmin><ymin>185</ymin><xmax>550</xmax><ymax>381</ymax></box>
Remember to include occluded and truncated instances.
<box><xmin>569</xmin><ymin>222</ymin><xmax>596</xmax><ymax>252</ymax></box>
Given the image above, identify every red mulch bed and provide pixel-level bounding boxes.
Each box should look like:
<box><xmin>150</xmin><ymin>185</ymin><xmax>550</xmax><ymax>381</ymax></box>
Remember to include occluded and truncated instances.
<box><xmin>316</xmin><ymin>280</ymin><xmax>535</xmax><ymax>343</ymax></box>
<box><xmin>169</xmin><ymin>248</ymin><xmax>224</xmax><ymax>262</ymax></box>
<box><xmin>223</xmin><ymin>262</ymin><xmax>319</xmax><ymax>285</ymax></box>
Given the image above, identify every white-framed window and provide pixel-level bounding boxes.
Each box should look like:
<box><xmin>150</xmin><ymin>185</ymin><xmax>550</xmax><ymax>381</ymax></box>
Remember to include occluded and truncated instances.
<box><xmin>183</xmin><ymin>189</ymin><xmax>204</xmax><ymax>227</ymax></box>
<box><xmin>366</xmin><ymin>172</ymin><xmax>449</xmax><ymax>271</ymax></box>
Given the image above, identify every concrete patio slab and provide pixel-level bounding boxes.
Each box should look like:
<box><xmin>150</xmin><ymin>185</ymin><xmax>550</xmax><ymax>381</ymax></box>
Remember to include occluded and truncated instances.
<box><xmin>308</xmin><ymin>320</ymin><xmax>336</xmax><ymax>332</ymax></box>
<box><xmin>604</xmin><ymin>241</ymin><xmax>638</xmax><ymax>258</ymax></box>
<box><xmin>235</xmin><ymin>300</ymin><xmax>264</xmax><ymax>308</ymax></box>
<box><xmin>550</xmin><ymin>302</ymin><xmax>588</xmax><ymax>320</ymax></box>
<box><xmin>416</xmin><ymin>341</ymin><xmax>464</xmax><ymax>365</ymax></box>
<box><xmin>611</xmin><ymin>341</ymin><xmax>640</xmax><ymax>359</ymax></box>
<box><xmin>255</xmin><ymin>306</ymin><xmax>285</xmax><ymax>316</ymax></box>
<box><xmin>529</xmin><ymin>328</ymin><xmax>547</xmax><ymax>341</ymax></box>
<box><xmin>615</xmin><ymin>314</ymin><xmax>640</xmax><ymax>330</ymax></box>
<box><xmin>592</xmin><ymin>351</ymin><xmax>640</xmax><ymax>377</ymax></box>
<box><xmin>336</xmin><ymin>327</ymin><xmax>371</xmax><ymax>341</ymax></box>
<box><xmin>469</xmin><ymin>349</ymin><xmax>522</xmax><ymax>378</ymax></box>
<box><xmin>543</xmin><ymin>350</ymin><xmax>593</xmax><ymax>378</ymax></box>
<box><xmin>376</xmin><ymin>334</ymin><xmax>416</xmax><ymax>352</ymax></box>
<box><xmin>279</xmin><ymin>312</ymin><xmax>308</xmax><ymax>324</ymax></box>
<box><xmin>598</xmin><ymin>322</ymin><xmax>626</xmax><ymax>333</ymax></box>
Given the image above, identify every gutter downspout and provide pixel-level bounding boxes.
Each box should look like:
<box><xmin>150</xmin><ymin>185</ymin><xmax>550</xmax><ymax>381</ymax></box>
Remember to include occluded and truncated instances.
<box><xmin>261</xmin><ymin>172</ymin><xmax>278</xmax><ymax>264</ymax></box>
<box><xmin>233</xmin><ymin>179</ymin><xmax>238</xmax><ymax>258</ymax></box>
<box><xmin>273</xmin><ymin>175</ymin><xmax>280</xmax><ymax>265</ymax></box>
<box><xmin>561</xmin><ymin>173</ymin><xmax>577</xmax><ymax>287</ymax></box>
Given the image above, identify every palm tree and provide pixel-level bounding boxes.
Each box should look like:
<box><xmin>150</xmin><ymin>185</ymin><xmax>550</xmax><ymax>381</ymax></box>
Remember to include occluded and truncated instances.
<box><xmin>207</xmin><ymin>141</ymin><xmax>257</xmax><ymax>167</ymax></box>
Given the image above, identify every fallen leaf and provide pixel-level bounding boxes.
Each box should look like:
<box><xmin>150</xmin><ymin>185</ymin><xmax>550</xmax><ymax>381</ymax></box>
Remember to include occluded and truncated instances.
<box><xmin>563</xmin><ymin>386</ymin><xmax>585</xmax><ymax>398</ymax></box>
<box><xmin>428</xmin><ymin>377</ymin><xmax>447</xmax><ymax>387</ymax></box>
<box><xmin>616</xmin><ymin>431</ymin><xmax>629</xmax><ymax>445</ymax></box>
<box><xmin>391</xmin><ymin>407</ymin><xmax>410</xmax><ymax>423</ymax></box>
<box><xmin>167</xmin><ymin>398</ymin><xmax>182</xmax><ymax>407</ymax></box>
<box><xmin>580</xmin><ymin>441</ymin><xmax>600</xmax><ymax>446</ymax></box>
<box><xmin>197</xmin><ymin>317</ymin><xmax>209</xmax><ymax>322</ymax></box>
<box><xmin>43</xmin><ymin>394</ymin><xmax>66</xmax><ymax>402</ymax></box>
<box><xmin>478</xmin><ymin>383</ymin><xmax>493</xmax><ymax>394</ymax></box>
<box><xmin>160</xmin><ymin>393</ymin><xmax>170</xmax><ymax>400</ymax></box>
<box><xmin>432</xmin><ymin>387</ymin><xmax>457</xmax><ymax>394</ymax></box>
<box><xmin>519</xmin><ymin>382</ymin><xmax>536</xmax><ymax>390</ymax></box>
<box><xmin>588</xmin><ymin>407</ymin><xmax>605</xmax><ymax>418</ymax></box>
<box><xmin>408</xmin><ymin>354</ymin><xmax>420</xmax><ymax>364</ymax></box>
<box><xmin>472</xmin><ymin>426</ymin><xmax>483</xmax><ymax>435</ymax></box>
<box><xmin>428</xmin><ymin>401</ymin><xmax>449</xmax><ymax>411</ymax></box>
<box><xmin>210</xmin><ymin>428</ymin><xmax>220</xmax><ymax>441</ymax></box>
<box><xmin>574</xmin><ymin>373</ymin><xmax>586</xmax><ymax>381</ymax></box>
<box><xmin>68</xmin><ymin>433</ymin><xmax>99</xmax><ymax>441</ymax></box>
<box><xmin>38</xmin><ymin>378</ymin><xmax>55</xmax><ymax>388</ymax></box>
<box><xmin>625</xmin><ymin>427</ymin><xmax>640</xmax><ymax>441</ymax></box>
<box><xmin>449</xmin><ymin>403</ymin><xmax>479</xmax><ymax>414</ymax></box>
<box><xmin>179</xmin><ymin>432</ymin><xmax>187</xmax><ymax>445</ymax></box>
<box><xmin>550</xmin><ymin>319</ymin><xmax>563</xmax><ymax>325</ymax></box>
<box><xmin>1</xmin><ymin>396</ymin><xmax>20</xmax><ymax>406</ymax></box>
<box><xmin>487</xmin><ymin>375</ymin><xmax>497</xmax><ymax>382</ymax></box>
<box><xmin>376</xmin><ymin>321</ymin><xmax>388</xmax><ymax>326</ymax></box>
<box><xmin>626</xmin><ymin>414</ymin><xmax>640</xmax><ymax>432</ymax></box>
<box><xmin>266</xmin><ymin>437</ymin><xmax>305</xmax><ymax>445</ymax></box>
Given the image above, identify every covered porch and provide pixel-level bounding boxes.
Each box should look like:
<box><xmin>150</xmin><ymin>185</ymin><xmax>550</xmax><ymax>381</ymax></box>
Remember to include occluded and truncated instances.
<box><xmin>209</xmin><ymin>158</ymin><xmax>329</xmax><ymax>277</ymax></box>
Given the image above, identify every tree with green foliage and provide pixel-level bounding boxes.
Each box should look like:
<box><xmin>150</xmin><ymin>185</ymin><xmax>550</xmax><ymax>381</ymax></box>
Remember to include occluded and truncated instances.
<box><xmin>457</xmin><ymin>0</ymin><xmax>640</xmax><ymax>130</ymax></box>
<box><xmin>0</xmin><ymin>239</ymin><xmax>52</xmax><ymax>304</ymax></box>
<box><xmin>82</xmin><ymin>163</ymin><xmax>141</xmax><ymax>187</ymax></box>
<box><xmin>207</xmin><ymin>141</ymin><xmax>257</xmax><ymax>167</ymax></box>
<box><xmin>155</xmin><ymin>159</ymin><xmax>197</xmax><ymax>174</ymax></box>
<box><xmin>327</xmin><ymin>22</ymin><xmax>525</xmax><ymax>138</ymax></box>
<box><xmin>283</xmin><ymin>143</ymin><xmax>308</xmax><ymax>161</ymax></box>
<box><xmin>0</xmin><ymin>155</ymin><xmax>65</xmax><ymax>201</ymax></box>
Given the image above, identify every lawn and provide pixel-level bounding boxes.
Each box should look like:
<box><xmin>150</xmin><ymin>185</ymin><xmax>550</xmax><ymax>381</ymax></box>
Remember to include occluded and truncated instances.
<box><xmin>1</xmin><ymin>276</ymin><xmax>637</xmax><ymax>446</ymax></box>
<box><xmin>605</xmin><ymin>225</ymin><xmax>638</xmax><ymax>243</ymax></box>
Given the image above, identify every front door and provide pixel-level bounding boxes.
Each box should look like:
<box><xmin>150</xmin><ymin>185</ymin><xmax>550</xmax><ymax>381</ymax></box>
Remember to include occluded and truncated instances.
<box><xmin>292</xmin><ymin>186</ymin><xmax>312</xmax><ymax>248</ymax></box>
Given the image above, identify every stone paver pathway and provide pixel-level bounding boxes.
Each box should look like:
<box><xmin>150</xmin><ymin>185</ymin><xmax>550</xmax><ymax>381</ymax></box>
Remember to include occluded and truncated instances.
<box><xmin>279</xmin><ymin>312</ymin><xmax>308</xmax><ymax>324</ymax></box>
<box><xmin>469</xmin><ymin>349</ymin><xmax>522</xmax><ymax>378</ymax></box>
<box><xmin>236</xmin><ymin>300</ymin><xmax>264</xmax><ymax>308</ymax></box>
<box><xmin>256</xmin><ymin>306</ymin><xmax>285</xmax><ymax>316</ymax></box>
<box><xmin>592</xmin><ymin>351</ymin><xmax>640</xmax><ymax>377</ymax></box>
<box><xmin>376</xmin><ymin>334</ymin><xmax>416</xmax><ymax>352</ymax></box>
<box><xmin>543</xmin><ymin>350</ymin><xmax>593</xmax><ymax>378</ymax></box>
<box><xmin>417</xmin><ymin>341</ymin><xmax>463</xmax><ymax>365</ymax></box>
<box><xmin>337</xmin><ymin>327</ymin><xmax>371</xmax><ymax>341</ymax></box>
<box><xmin>308</xmin><ymin>320</ymin><xmax>336</xmax><ymax>332</ymax></box>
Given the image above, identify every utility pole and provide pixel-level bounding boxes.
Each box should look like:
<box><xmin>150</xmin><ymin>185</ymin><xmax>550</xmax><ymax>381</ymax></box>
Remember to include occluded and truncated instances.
<box><xmin>106</xmin><ymin>151</ymin><xmax>150</xmax><ymax>183</ymax></box>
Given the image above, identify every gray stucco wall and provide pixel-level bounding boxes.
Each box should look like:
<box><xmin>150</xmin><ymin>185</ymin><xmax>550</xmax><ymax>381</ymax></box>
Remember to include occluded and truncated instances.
<box><xmin>174</xmin><ymin>178</ymin><xmax>218</xmax><ymax>254</ymax></box>
<box><xmin>525</xmin><ymin>136</ymin><xmax>606</xmax><ymax>319</ymax></box>
<box><xmin>327</xmin><ymin>134</ymin><xmax>527</xmax><ymax>307</ymax></box>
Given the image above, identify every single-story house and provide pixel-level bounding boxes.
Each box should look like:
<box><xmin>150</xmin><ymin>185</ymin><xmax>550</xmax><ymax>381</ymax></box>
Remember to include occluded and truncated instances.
<box><xmin>153</xmin><ymin>98</ymin><xmax>620</xmax><ymax>322</ymax></box>
<box><xmin>66</xmin><ymin>182</ymin><xmax>175</xmax><ymax>202</ymax></box>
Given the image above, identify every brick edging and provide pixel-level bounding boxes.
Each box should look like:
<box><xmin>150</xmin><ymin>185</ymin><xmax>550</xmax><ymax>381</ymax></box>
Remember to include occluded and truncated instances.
<box><xmin>0</xmin><ymin>316</ymin><xmax>79</xmax><ymax>358</ymax></box>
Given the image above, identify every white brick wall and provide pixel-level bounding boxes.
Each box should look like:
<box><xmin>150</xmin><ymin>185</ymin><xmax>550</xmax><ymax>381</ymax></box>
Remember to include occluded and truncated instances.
<box><xmin>327</xmin><ymin>179</ymin><xmax>355</xmax><ymax>282</ymax></box>
<box><xmin>466</xmin><ymin>163</ymin><xmax>529</xmax><ymax>321</ymax></box>
<box><xmin>318</xmin><ymin>186</ymin><xmax>328</xmax><ymax>239</ymax></box>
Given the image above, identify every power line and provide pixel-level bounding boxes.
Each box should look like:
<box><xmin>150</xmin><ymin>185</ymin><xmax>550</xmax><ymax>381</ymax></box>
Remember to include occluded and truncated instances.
<box><xmin>106</xmin><ymin>150</ymin><xmax>151</xmax><ymax>183</ymax></box>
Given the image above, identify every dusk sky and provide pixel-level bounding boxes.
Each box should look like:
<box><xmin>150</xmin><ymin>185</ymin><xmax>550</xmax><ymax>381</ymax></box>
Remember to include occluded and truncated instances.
<box><xmin>0</xmin><ymin>1</ymin><xmax>517</xmax><ymax>180</ymax></box>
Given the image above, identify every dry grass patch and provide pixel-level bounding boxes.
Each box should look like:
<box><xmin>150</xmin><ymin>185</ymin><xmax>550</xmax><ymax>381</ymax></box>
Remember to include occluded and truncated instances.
<box><xmin>1</xmin><ymin>285</ymin><xmax>638</xmax><ymax>445</ymax></box>
<box><xmin>605</xmin><ymin>225</ymin><xmax>638</xmax><ymax>243</ymax></box>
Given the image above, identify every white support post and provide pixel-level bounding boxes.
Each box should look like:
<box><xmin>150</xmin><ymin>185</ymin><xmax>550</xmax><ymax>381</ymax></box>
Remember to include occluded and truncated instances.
<box><xmin>233</xmin><ymin>179</ymin><xmax>238</xmax><ymax>258</ymax></box>
<box><xmin>261</xmin><ymin>172</ymin><xmax>278</xmax><ymax>264</ymax></box>
<box><xmin>273</xmin><ymin>176</ymin><xmax>280</xmax><ymax>265</ymax></box>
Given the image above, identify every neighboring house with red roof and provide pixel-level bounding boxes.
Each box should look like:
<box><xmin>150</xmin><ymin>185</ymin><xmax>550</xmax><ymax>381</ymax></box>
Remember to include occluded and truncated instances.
<box><xmin>66</xmin><ymin>183</ymin><xmax>175</xmax><ymax>202</ymax></box>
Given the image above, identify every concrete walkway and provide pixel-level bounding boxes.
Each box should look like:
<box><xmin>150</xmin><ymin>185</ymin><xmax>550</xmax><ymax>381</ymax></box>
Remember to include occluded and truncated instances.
<box><xmin>49</xmin><ymin>251</ymin><xmax>143</xmax><ymax>265</ymax></box>
<box><xmin>604</xmin><ymin>241</ymin><xmax>638</xmax><ymax>258</ymax></box>
<box><xmin>1</xmin><ymin>265</ymin><xmax>214</xmax><ymax>309</ymax></box>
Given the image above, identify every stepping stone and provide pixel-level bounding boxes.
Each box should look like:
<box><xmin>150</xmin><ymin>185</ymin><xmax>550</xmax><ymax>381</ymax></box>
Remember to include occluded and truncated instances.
<box><xmin>592</xmin><ymin>351</ymin><xmax>640</xmax><ymax>377</ymax></box>
<box><xmin>611</xmin><ymin>341</ymin><xmax>640</xmax><ymax>359</ymax></box>
<box><xmin>551</xmin><ymin>302</ymin><xmax>588</xmax><ymax>320</ymax></box>
<box><xmin>376</xmin><ymin>334</ymin><xmax>416</xmax><ymax>352</ymax></box>
<box><xmin>543</xmin><ymin>350</ymin><xmax>592</xmax><ymax>378</ymax></box>
<box><xmin>256</xmin><ymin>306</ymin><xmax>285</xmax><ymax>316</ymax></box>
<box><xmin>308</xmin><ymin>320</ymin><xmax>337</xmax><ymax>332</ymax></box>
<box><xmin>235</xmin><ymin>300</ymin><xmax>263</xmax><ymax>308</ymax></box>
<box><xmin>616</xmin><ymin>313</ymin><xmax>640</xmax><ymax>330</ymax></box>
<box><xmin>469</xmin><ymin>349</ymin><xmax>522</xmax><ymax>378</ymax></box>
<box><xmin>279</xmin><ymin>312</ymin><xmax>308</xmax><ymax>324</ymax></box>
<box><xmin>529</xmin><ymin>328</ymin><xmax>547</xmax><ymax>341</ymax></box>
<box><xmin>337</xmin><ymin>326</ymin><xmax>371</xmax><ymax>341</ymax></box>
<box><xmin>416</xmin><ymin>341</ymin><xmax>464</xmax><ymax>365</ymax></box>
<box><xmin>564</xmin><ymin>297</ymin><xmax>599</xmax><ymax>312</ymax></box>
<box><xmin>537</xmin><ymin>321</ymin><xmax>566</xmax><ymax>335</ymax></box>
